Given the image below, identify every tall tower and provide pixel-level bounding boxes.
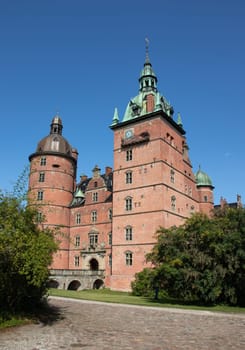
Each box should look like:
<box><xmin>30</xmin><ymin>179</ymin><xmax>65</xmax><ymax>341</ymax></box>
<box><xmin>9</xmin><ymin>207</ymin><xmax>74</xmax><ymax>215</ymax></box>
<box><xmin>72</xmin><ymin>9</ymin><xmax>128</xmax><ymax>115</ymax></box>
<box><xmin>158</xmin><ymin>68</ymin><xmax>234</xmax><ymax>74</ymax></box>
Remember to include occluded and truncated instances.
<box><xmin>110</xmin><ymin>46</ymin><xmax>214</xmax><ymax>291</ymax></box>
<box><xmin>28</xmin><ymin>115</ymin><xmax>78</xmax><ymax>269</ymax></box>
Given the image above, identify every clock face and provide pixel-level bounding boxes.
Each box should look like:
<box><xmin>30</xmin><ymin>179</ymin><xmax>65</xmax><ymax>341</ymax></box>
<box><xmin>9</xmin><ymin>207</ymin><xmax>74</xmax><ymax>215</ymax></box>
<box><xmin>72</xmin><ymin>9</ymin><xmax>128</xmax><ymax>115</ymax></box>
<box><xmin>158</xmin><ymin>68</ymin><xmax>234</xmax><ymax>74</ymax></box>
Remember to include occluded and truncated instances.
<box><xmin>125</xmin><ymin>129</ymin><xmax>133</xmax><ymax>139</ymax></box>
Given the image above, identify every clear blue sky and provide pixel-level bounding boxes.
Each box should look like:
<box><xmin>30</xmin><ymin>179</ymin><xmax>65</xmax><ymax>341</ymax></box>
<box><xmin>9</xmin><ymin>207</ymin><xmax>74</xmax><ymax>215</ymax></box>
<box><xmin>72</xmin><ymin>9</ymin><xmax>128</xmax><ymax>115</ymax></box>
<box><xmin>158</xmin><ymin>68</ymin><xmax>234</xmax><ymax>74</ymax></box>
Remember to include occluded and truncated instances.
<box><xmin>0</xmin><ymin>0</ymin><xmax>244</xmax><ymax>205</ymax></box>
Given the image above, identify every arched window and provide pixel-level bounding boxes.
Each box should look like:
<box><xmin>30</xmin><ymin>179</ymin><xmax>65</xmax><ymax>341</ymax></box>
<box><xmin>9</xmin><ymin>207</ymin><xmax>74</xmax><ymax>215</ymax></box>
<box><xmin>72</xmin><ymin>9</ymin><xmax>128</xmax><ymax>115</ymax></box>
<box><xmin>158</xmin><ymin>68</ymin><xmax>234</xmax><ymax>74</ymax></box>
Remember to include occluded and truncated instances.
<box><xmin>37</xmin><ymin>191</ymin><xmax>43</xmax><ymax>201</ymax></box>
<box><xmin>171</xmin><ymin>195</ymin><xmax>176</xmax><ymax>211</ymax></box>
<box><xmin>125</xmin><ymin>251</ymin><xmax>133</xmax><ymax>266</ymax></box>
<box><xmin>126</xmin><ymin>171</ymin><xmax>132</xmax><ymax>184</ymax></box>
<box><xmin>125</xmin><ymin>197</ymin><xmax>132</xmax><ymax>211</ymax></box>
<box><xmin>91</xmin><ymin>210</ymin><xmax>97</xmax><ymax>223</ymax></box>
<box><xmin>39</xmin><ymin>172</ymin><xmax>45</xmax><ymax>182</ymax></box>
<box><xmin>125</xmin><ymin>226</ymin><xmax>132</xmax><ymax>241</ymax></box>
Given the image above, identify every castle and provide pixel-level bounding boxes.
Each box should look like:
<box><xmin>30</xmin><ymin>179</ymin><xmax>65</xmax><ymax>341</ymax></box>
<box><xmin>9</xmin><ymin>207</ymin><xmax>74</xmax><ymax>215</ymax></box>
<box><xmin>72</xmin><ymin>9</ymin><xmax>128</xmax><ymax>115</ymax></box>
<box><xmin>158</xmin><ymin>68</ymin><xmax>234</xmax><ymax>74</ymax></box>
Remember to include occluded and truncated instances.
<box><xmin>28</xmin><ymin>49</ymin><xmax>214</xmax><ymax>291</ymax></box>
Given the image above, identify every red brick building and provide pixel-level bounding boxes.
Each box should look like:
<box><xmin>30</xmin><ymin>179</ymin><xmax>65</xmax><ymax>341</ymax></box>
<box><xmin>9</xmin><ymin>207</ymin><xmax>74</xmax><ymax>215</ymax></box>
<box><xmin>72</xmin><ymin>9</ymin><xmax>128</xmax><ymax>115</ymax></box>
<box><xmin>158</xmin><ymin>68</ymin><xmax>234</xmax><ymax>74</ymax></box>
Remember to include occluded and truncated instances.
<box><xmin>28</xmin><ymin>51</ymin><xmax>214</xmax><ymax>291</ymax></box>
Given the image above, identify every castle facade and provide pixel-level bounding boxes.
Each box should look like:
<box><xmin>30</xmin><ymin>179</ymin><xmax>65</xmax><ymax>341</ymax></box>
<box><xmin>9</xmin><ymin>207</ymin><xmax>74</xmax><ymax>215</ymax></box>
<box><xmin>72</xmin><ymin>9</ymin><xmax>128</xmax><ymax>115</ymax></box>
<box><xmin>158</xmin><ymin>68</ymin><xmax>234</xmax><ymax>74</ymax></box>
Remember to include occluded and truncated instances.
<box><xmin>28</xmin><ymin>51</ymin><xmax>214</xmax><ymax>291</ymax></box>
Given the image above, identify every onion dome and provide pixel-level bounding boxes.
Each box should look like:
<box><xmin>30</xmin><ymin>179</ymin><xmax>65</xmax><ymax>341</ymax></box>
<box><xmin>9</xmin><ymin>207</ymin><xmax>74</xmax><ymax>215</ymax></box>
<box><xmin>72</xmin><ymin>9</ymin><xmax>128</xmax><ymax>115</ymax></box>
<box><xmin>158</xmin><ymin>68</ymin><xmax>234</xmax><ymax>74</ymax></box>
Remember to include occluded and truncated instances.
<box><xmin>195</xmin><ymin>167</ymin><xmax>214</xmax><ymax>188</ymax></box>
<box><xmin>35</xmin><ymin>115</ymin><xmax>73</xmax><ymax>156</ymax></box>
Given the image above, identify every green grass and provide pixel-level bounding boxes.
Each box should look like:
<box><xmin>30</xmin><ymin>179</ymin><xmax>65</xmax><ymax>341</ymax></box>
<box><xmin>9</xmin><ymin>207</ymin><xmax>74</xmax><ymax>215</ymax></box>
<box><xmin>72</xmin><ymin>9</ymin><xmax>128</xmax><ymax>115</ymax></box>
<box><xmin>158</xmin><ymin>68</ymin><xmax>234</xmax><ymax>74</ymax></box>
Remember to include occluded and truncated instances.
<box><xmin>48</xmin><ymin>288</ymin><xmax>245</xmax><ymax>314</ymax></box>
<box><xmin>0</xmin><ymin>317</ymin><xmax>30</xmax><ymax>329</ymax></box>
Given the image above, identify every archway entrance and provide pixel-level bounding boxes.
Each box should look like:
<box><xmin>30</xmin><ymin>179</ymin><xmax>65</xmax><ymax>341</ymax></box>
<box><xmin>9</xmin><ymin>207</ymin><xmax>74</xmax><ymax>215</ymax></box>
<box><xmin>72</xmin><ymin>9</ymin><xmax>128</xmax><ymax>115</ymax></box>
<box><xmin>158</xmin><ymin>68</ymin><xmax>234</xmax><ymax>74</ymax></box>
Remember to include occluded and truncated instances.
<box><xmin>89</xmin><ymin>258</ymin><xmax>99</xmax><ymax>271</ymax></box>
<box><xmin>48</xmin><ymin>279</ymin><xmax>59</xmax><ymax>289</ymax></box>
<box><xmin>93</xmin><ymin>279</ymin><xmax>104</xmax><ymax>289</ymax></box>
<box><xmin>67</xmin><ymin>280</ymin><xmax>81</xmax><ymax>290</ymax></box>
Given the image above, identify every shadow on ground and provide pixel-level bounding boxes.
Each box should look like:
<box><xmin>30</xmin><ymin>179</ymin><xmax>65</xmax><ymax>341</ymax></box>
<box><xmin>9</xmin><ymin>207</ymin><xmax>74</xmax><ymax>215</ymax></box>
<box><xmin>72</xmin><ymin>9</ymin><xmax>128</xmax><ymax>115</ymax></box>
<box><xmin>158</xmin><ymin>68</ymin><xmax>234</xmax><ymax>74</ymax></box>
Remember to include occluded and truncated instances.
<box><xmin>31</xmin><ymin>301</ymin><xmax>65</xmax><ymax>326</ymax></box>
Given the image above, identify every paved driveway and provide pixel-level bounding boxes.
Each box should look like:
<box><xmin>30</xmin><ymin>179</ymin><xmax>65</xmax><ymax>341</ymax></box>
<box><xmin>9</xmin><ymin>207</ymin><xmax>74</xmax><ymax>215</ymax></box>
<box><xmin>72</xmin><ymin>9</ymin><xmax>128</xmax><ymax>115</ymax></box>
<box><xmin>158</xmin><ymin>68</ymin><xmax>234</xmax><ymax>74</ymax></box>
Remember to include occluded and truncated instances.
<box><xmin>0</xmin><ymin>297</ymin><xmax>245</xmax><ymax>349</ymax></box>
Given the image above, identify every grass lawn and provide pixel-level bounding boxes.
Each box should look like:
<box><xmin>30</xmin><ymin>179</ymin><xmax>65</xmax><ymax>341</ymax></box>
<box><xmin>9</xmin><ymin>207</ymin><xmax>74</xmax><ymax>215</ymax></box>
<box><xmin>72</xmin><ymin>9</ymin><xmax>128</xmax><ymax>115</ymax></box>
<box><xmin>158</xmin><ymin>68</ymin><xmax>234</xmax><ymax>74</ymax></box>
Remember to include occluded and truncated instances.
<box><xmin>48</xmin><ymin>288</ymin><xmax>245</xmax><ymax>314</ymax></box>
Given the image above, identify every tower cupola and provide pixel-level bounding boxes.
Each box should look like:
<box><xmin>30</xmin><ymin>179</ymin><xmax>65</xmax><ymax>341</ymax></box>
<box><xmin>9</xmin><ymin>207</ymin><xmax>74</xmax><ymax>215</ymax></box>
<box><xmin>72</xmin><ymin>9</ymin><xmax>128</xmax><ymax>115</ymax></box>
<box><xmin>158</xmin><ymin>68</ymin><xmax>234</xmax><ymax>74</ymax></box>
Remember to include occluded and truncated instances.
<box><xmin>139</xmin><ymin>39</ymin><xmax>158</xmax><ymax>93</ymax></box>
<box><xmin>50</xmin><ymin>114</ymin><xmax>63</xmax><ymax>135</ymax></box>
<box><xmin>32</xmin><ymin>114</ymin><xmax>74</xmax><ymax>157</ymax></box>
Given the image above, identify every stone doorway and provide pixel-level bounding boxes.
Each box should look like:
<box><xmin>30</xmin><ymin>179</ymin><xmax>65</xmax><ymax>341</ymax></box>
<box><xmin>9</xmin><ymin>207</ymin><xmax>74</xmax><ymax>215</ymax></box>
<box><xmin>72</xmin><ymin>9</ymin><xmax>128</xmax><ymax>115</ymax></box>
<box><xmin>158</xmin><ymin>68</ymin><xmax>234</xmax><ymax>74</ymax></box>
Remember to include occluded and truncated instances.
<box><xmin>89</xmin><ymin>258</ymin><xmax>99</xmax><ymax>271</ymax></box>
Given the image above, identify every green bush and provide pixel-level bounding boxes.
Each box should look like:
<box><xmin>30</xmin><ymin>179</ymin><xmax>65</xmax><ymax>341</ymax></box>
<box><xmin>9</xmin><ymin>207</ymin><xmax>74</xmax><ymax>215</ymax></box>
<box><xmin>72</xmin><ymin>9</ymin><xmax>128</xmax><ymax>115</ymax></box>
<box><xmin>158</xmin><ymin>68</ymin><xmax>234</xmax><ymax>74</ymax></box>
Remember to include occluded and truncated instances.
<box><xmin>132</xmin><ymin>209</ymin><xmax>245</xmax><ymax>306</ymax></box>
<box><xmin>0</xmin><ymin>193</ymin><xmax>57</xmax><ymax>317</ymax></box>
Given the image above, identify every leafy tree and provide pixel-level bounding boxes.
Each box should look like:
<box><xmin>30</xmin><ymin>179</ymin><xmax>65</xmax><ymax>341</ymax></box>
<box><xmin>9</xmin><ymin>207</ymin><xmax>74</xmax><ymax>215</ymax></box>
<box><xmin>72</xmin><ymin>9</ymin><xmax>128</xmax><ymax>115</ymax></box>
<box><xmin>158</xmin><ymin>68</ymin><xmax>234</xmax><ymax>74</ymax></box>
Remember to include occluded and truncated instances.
<box><xmin>0</xmin><ymin>192</ymin><xmax>58</xmax><ymax>317</ymax></box>
<box><xmin>132</xmin><ymin>209</ymin><xmax>245</xmax><ymax>306</ymax></box>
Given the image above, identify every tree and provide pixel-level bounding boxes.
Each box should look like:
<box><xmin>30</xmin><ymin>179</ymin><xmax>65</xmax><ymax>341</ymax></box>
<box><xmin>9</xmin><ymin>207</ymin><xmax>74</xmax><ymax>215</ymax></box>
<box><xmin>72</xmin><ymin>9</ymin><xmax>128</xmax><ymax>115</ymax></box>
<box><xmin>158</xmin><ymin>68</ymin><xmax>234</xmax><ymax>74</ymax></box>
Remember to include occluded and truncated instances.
<box><xmin>0</xmin><ymin>192</ymin><xmax>58</xmax><ymax>316</ymax></box>
<box><xmin>132</xmin><ymin>209</ymin><xmax>245</xmax><ymax>306</ymax></box>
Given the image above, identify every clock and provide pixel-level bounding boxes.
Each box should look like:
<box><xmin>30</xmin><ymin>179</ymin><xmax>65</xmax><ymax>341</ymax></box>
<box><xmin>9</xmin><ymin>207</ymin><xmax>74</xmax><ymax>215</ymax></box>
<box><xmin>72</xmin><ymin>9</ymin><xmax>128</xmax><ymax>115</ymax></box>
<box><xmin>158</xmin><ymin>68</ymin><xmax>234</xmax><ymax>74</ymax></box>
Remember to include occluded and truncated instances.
<box><xmin>125</xmin><ymin>129</ymin><xmax>133</xmax><ymax>139</ymax></box>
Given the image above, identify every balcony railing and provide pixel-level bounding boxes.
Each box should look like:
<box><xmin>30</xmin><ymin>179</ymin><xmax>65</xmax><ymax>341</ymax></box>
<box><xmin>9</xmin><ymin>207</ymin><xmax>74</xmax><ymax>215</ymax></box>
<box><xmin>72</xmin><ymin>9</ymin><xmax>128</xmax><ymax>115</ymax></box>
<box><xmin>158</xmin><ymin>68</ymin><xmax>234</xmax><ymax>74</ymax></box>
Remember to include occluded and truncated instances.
<box><xmin>50</xmin><ymin>269</ymin><xmax>105</xmax><ymax>277</ymax></box>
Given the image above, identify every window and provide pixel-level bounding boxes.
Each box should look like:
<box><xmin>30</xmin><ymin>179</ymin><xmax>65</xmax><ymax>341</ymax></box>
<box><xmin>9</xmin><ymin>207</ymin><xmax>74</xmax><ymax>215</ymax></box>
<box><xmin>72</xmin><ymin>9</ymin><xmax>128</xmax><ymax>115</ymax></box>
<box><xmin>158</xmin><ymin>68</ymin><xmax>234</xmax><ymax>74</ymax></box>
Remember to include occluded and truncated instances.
<box><xmin>108</xmin><ymin>208</ymin><xmax>112</xmax><ymax>221</ymax></box>
<box><xmin>204</xmin><ymin>195</ymin><xmax>208</xmax><ymax>202</ymax></box>
<box><xmin>37</xmin><ymin>191</ymin><xmax>43</xmax><ymax>201</ymax></box>
<box><xmin>75</xmin><ymin>235</ymin><xmax>80</xmax><ymax>247</ymax></box>
<box><xmin>108</xmin><ymin>232</ymin><xmax>112</xmax><ymax>245</ymax></box>
<box><xmin>89</xmin><ymin>233</ymin><xmax>98</xmax><ymax>246</ymax></box>
<box><xmin>36</xmin><ymin>211</ymin><xmax>43</xmax><ymax>223</ymax></box>
<box><xmin>125</xmin><ymin>226</ymin><xmax>132</xmax><ymax>241</ymax></box>
<box><xmin>126</xmin><ymin>149</ymin><xmax>132</xmax><ymax>161</ymax></box>
<box><xmin>125</xmin><ymin>197</ymin><xmax>132</xmax><ymax>211</ymax></box>
<box><xmin>74</xmin><ymin>256</ymin><xmax>80</xmax><ymax>267</ymax></box>
<box><xmin>76</xmin><ymin>213</ymin><xmax>81</xmax><ymax>224</ymax></box>
<box><xmin>125</xmin><ymin>251</ymin><xmax>133</xmax><ymax>266</ymax></box>
<box><xmin>171</xmin><ymin>195</ymin><xmax>176</xmax><ymax>211</ymax></box>
<box><xmin>39</xmin><ymin>172</ymin><xmax>45</xmax><ymax>182</ymax></box>
<box><xmin>40</xmin><ymin>157</ymin><xmax>46</xmax><ymax>166</ymax></box>
<box><xmin>126</xmin><ymin>171</ymin><xmax>132</xmax><ymax>184</ymax></box>
<box><xmin>91</xmin><ymin>210</ymin><xmax>97</xmax><ymax>223</ymax></box>
<box><xmin>94</xmin><ymin>181</ymin><xmax>98</xmax><ymax>188</ymax></box>
<box><xmin>170</xmin><ymin>169</ymin><xmax>175</xmax><ymax>183</ymax></box>
<box><xmin>109</xmin><ymin>254</ymin><xmax>112</xmax><ymax>267</ymax></box>
<box><xmin>92</xmin><ymin>192</ymin><xmax>98</xmax><ymax>202</ymax></box>
<box><xmin>51</xmin><ymin>137</ymin><xmax>59</xmax><ymax>151</ymax></box>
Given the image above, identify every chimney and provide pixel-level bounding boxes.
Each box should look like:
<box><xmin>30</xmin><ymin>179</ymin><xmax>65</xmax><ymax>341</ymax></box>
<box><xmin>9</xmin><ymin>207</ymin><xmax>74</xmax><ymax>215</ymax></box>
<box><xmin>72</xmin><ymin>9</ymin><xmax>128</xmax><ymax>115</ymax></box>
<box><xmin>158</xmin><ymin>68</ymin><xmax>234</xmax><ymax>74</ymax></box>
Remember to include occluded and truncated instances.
<box><xmin>105</xmin><ymin>166</ymin><xmax>112</xmax><ymax>176</ymax></box>
<box><xmin>220</xmin><ymin>196</ymin><xmax>227</xmax><ymax>208</ymax></box>
<box><xmin>80</xmin><ymin>174</ymin><xmax>88</xmax><ymax>182</ymax></box>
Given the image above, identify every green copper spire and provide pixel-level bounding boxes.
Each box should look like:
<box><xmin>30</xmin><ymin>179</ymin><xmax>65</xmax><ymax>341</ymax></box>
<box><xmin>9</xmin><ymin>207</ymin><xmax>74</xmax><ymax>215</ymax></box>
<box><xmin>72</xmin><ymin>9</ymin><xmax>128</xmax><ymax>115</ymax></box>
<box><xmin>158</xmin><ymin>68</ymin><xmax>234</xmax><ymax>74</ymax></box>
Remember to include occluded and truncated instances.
<box><xmin>139</xmin><ymin>38</ymin><xmax>158</xmax><ymax>93</ymax></box>
<box><xmin>177</xmin><ymin>112</ymin><xmax>183</xmax><ymax>127</ymax></box>
<box><xmin>111</xmin><ymin>107</ymin><xmax>119</xmax><ymax>126</ymax></box>
<box><xmin>118</xmin><ymin>40</ymin><xmax>175</xmax><ymax>124</ymax></box>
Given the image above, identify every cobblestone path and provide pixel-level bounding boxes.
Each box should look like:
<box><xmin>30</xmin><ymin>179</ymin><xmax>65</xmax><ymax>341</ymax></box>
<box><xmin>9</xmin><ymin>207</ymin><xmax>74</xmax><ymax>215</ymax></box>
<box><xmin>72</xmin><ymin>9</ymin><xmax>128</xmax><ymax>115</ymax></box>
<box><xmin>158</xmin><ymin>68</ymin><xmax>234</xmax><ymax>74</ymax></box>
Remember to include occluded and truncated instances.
<box><xmin>0</xmin><ymin>297</ymin><xmax>245</xmax><ymax>350</ymax></box>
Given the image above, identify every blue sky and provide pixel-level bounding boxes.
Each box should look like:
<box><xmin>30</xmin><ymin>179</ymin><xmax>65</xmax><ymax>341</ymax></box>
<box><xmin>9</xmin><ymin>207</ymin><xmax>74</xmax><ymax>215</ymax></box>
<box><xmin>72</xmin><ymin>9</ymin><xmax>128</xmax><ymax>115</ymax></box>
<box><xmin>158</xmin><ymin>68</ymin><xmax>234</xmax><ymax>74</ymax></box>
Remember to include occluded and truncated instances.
<box><xmin>0</xmin><ymin>0</ymin><xmax>244</xmax><ymax>205</ymax></box>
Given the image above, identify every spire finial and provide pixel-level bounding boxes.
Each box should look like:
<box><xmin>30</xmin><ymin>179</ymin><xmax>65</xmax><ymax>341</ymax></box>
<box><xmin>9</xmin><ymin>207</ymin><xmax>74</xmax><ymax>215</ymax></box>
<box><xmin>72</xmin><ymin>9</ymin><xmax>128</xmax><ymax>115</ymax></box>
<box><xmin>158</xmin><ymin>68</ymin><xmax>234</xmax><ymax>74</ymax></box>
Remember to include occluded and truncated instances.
<box><xmin>145</xmin><ymin>37</ymin><xmax>150</xmax><ymax>63</ymax></box>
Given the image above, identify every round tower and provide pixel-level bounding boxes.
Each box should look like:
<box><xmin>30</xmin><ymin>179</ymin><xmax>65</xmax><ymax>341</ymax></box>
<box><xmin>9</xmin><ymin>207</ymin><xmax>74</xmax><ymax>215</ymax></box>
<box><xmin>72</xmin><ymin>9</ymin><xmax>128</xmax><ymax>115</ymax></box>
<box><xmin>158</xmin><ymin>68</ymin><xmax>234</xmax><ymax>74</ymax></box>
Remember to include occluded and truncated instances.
<box><xmin>28</xmin><ymin>115</ymin><xmax>78</xmax><ymax>269</ymax></box>
<box><xmin>196</xmin><ymin>167</ymin><xmax>214</xmax><ymax>215</ymax></box>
